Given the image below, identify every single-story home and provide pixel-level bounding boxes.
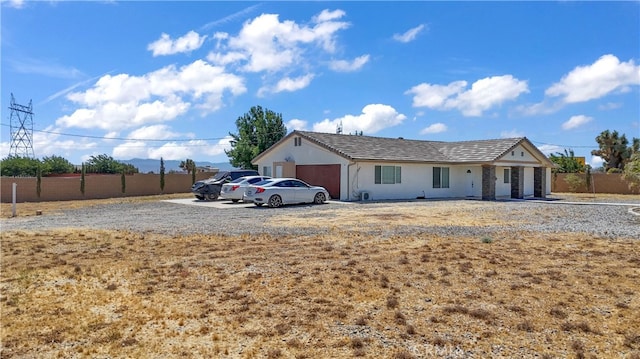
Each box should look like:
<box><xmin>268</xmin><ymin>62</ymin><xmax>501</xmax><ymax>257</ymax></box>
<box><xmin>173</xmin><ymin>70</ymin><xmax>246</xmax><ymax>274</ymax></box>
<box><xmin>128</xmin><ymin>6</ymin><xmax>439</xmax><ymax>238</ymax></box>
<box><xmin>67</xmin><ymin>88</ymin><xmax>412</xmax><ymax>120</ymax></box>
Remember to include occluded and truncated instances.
<box><xmin>251</xmin><ymin>130</ymin><xmax>554</xmax><ymax>201</ymax></box>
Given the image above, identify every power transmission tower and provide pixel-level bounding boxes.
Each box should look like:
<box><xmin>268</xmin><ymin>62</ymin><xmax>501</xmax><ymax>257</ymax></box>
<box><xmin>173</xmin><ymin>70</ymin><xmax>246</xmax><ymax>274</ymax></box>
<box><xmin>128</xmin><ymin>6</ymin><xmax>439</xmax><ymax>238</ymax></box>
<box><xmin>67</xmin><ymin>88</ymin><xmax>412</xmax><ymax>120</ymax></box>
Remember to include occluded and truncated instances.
<box><xmin>8</xmin><ymin>93</ymin><xmax>35</xmax><ymax>158</ymax></box>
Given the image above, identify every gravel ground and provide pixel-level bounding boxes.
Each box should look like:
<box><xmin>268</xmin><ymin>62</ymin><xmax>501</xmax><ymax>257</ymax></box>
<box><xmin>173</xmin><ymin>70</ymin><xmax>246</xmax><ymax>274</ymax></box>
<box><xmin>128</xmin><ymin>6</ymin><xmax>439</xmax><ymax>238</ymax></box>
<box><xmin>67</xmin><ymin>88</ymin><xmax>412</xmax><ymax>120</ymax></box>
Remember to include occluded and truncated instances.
<box><xmin>2</xmin><ymin>197</ymin><xmax>639</xmax><ymax>239</ymax></box>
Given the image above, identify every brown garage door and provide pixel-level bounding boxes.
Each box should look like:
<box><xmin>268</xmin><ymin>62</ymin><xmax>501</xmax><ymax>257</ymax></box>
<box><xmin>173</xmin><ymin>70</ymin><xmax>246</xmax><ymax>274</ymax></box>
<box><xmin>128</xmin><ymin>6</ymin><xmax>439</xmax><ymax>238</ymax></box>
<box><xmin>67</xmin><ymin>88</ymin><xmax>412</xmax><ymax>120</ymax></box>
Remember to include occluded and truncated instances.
<box><xmin>296</xmin><ymin>164</ymin><xmax>340</xmax><ymax>199</ymax></box>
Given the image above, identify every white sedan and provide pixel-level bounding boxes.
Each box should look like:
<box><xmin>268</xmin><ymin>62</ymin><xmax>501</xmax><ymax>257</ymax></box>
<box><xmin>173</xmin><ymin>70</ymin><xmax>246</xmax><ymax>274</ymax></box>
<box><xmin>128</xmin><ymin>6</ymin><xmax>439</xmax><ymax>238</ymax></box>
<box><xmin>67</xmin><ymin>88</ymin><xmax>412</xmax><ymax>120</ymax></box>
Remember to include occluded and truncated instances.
<box><xmin>244</xmin><ymin>178</ymin><xmax>330</xmax><ymax>207</ymax></box>
<box><xmin>220</xmin><ymin>175</ymin><xmax>271</xmax><ymax>202</ymax></box>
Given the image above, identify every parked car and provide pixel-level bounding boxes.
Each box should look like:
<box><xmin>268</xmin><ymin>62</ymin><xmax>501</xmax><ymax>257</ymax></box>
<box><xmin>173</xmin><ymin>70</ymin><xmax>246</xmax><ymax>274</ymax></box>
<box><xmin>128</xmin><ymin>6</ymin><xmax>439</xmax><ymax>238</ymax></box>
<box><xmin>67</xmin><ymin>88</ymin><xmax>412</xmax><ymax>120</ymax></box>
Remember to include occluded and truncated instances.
<box><xmin>244</xmin><ymin>178</ymin><xmax>330</xmax><ymax>207</ymax></box>
<box><xmin>191</xmin><ymin>169</ymin><xmax>259</xmax><ymax>201</ymax></box>
<box><xmin>220</xmin><ymin>175</ymin><xmax>271</xmax><ymax>202</ymax></box>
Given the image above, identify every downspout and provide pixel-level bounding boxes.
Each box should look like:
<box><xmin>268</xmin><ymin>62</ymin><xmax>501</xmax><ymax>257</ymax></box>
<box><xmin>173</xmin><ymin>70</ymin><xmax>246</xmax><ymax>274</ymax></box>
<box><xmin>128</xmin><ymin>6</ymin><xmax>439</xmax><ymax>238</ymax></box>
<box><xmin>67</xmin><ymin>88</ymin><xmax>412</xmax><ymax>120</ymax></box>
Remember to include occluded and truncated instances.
<box><xmin>347</xmin><ymin>161</ymin><xmax>356</xmax><ymax>201</ymax></box>
<box><xmin>347</xmin><ymin>162</ymin><xmax>358</xmax><ymax>201</ymax></box>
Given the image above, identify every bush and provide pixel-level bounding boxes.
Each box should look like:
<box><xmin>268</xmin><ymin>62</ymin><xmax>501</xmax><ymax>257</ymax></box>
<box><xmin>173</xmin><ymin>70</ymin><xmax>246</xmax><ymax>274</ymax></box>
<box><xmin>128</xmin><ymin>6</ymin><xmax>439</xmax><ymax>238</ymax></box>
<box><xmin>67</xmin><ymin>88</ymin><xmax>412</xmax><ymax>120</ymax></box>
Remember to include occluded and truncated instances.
<box><xmin>564</xmin><ymin>173</ymin><xmax>586</xmax><ymax>192</ymax></box>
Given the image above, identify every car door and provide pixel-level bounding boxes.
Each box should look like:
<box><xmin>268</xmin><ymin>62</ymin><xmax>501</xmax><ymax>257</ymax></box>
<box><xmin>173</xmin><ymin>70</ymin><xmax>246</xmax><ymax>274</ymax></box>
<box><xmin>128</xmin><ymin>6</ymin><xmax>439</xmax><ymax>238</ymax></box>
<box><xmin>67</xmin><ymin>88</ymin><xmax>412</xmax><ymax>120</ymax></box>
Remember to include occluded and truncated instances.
<box><xmin>275</xmin><ymin>180</ymin><xmax>296</xmax><ymax>204</ymax></box>
<box><xmin>291</xmin><ymin>180</ymin><xmax>313</xmax><ymax>203</ymax></box>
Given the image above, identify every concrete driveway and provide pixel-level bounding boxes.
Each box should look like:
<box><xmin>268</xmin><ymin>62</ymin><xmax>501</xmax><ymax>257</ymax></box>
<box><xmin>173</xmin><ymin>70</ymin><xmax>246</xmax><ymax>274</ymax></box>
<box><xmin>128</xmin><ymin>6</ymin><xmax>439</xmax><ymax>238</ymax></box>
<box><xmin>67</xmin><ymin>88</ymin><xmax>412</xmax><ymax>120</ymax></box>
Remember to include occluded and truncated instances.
<box><xmin>163</xmin><ymin>198</ymin><xmax>256</xmax><ymax>209</ymax></box>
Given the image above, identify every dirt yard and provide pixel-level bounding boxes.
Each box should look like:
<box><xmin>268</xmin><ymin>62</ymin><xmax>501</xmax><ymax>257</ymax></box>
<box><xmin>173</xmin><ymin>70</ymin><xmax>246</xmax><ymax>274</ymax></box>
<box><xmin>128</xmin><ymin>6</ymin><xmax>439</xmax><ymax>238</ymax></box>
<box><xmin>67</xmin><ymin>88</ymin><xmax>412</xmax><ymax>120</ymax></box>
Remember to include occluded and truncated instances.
<box><xmin>1</xmin><ymin>194</ymin><xmax>639</xmax><ymax>358</ymax></box>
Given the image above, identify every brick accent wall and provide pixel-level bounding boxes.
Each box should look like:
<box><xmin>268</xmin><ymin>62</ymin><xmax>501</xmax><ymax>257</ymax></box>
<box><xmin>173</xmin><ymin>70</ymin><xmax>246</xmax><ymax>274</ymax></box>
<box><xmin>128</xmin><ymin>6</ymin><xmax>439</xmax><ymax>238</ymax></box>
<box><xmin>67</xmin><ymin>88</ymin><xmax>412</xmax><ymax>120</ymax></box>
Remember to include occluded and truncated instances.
<box><xmin>510</xmin><ymin>166</ymin><xmax>524</xmax><ymax>199</ymax></box>
<box><xmin>482</xmin><ymin>165</ymin><xmax>496</xmax><ymax>200</ymax></box>
<box><xmin>534</xmin><ymin>167</ymin><xmax>547</xmax><ymax>198</ymax></box>
<box><xmin>1</xmin><ymin>172</ymin><xmax>216</xmax><ymax>203</ymax></box>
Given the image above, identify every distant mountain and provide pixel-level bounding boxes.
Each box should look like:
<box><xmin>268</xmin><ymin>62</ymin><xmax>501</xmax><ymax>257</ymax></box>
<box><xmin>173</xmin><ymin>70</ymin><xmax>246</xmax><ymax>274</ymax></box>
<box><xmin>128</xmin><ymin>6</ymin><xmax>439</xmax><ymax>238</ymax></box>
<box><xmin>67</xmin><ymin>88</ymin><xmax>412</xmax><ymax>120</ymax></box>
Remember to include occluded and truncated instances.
<box><xmin>121</xmin><ymin>158</ymin><xmax>235</xmax><ymax>174</ymax></box>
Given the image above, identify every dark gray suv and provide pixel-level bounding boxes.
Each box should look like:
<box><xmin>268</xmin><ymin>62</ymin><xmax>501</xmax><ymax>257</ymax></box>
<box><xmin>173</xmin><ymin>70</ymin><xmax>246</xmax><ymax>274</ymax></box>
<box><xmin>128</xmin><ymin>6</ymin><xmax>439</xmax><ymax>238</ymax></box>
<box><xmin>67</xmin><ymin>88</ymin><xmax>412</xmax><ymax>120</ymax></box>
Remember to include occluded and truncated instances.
<box><xmin>191</xmin><ymin>169</ymin><xmax>259</xmax><ymax>201</ymax></box>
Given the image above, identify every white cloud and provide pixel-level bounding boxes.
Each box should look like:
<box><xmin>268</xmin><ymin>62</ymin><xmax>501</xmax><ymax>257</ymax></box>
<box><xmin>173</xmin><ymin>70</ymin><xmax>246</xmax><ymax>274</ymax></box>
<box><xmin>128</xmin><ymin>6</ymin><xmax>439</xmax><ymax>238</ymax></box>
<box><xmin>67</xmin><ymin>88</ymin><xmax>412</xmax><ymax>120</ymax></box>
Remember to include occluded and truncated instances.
<box><xmin>406</xmin><ymin>75</ymin><xmax>529</xmax><ymax>116</ymax></box>
<box><xmin>286</xmin><ymin>119</ymin><xmax>308</xmax><ymax>131</ymax></box>
<box><xmin>598</xmin><ymin>102</ymin><xmax>622</xmax><ymax>110</ymax></box>
<box><xmin>4</xmin><ymin>0</ymin><xmax>25</xmax><ymax>9</ymax></box>
<box><xmin>546</xmin><ymin>54</ymin><xmax>640</xmax><ymax>103</ymax></box>
<box><xmin>590</xmin><ymin>155</ymin><xmax>604</xmax><ymax>169</ymax></box>
<box><xmin>536</xmin><ymin>144</ymin><xmax>563</xmax><ymax>156</ymax></box>
<box><xmin>148</xmin><ymin>31</ymin><xmax>207</xmax><ymax>56</ymax></box>
<box><xmin>126</xmin><ymin>125</ymin><xmax>180</xmax><ymax>140</ymax></box>
<box><xmin>207</xmin><ymin>9</ymin><xmax>349</xmax><ymax>74</ymax></box>
<box><xmin>57</xmin><ymin>60</ymin><xmax>246</xmax><ymax>131</ymax></box>
<box><xmin>312</xmin><ymin>104</ymin><xmax>406</xmax><ymax>134</ymax></box>
<box><xmin>420</xmin><ymin>123</ymin><xmax>447</xmax><ymax>135</ymax></box>
<box><xmin>274</xmin><ymin>74</ymin><xmax>315</xmax><ymax>93</ymax></box>
<box><xmin>561</xmin><ymin>115</ymin><xmax>593</xmax><ymax>130</ymax></box>
<box><xmin>500</xmin><ymin>129</ymin><xmax>524</xmax><ymax>138</ymax></box>
<box><xmin>393</xmin><ymin>24</ymin><xmax>426</xmax><ymax>43</ymax></box>
<box><xmin>329</xmin><ymin>55</ymin><xmax>370</xmax><ymax>72</ymax></box>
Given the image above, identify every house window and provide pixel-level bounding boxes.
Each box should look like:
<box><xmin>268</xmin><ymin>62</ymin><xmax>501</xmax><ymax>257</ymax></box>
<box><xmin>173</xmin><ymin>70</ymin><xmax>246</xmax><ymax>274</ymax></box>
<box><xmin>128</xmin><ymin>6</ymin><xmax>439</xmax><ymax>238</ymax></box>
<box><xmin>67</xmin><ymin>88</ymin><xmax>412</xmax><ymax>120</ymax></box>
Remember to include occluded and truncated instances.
<box><xmin>263</xmin><ymin>166</ymin><xmax>272</xmax><ymax>177</ymax></box>
<box><xmin>294</xmin><ymin>137</ymin><xmax>302</xmax><ymax>146</ymax></box>
<box><xmin>433</xmin><ymin>167</ymin><xmax>450</xmax><ymax>188</ymax></box>
<box><xmin>521</xmin><ymin>151</ymin><xmax>524</xmax><ymax>157</ymax></box>
<box><xmin>374</xmin><ymin>165</ymin><xmax>401</xmax><ymax>184</ymax></box>
<box><xmin>504</xmin><ymin>168</ymin><xmax>510</xmax><ymax>183</ymax></box>
<box><xmin>511</xmin><ymin>151</ymin><xmax>515</xmax><ymax>156</ymax></box>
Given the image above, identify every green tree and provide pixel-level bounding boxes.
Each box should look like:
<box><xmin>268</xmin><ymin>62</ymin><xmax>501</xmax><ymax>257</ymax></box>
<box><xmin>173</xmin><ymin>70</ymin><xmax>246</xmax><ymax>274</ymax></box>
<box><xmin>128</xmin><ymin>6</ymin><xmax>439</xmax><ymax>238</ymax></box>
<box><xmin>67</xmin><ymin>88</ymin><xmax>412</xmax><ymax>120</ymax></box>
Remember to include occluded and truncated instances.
<box><xmin>160</xmin><ymin>157</ymin><xmax>166</xmax><ymax>192</ymax></box>
<box><xmin>549</xmin><ymin>149</ymin><xmax>586</xmax><ymax>173</ymax></box>
<box><xmin>179</xmin><ymin>159</ymin><xmax>196</xmax><ymax>173</ymax></box>
<box><xmin>85</xmin><ymin>154</ymin><xmax>138</xmax><ymax>174</ymax></box>
<box><xmin>121</xmin><ymin>170</ymin><xmax>126</xmax><ymax>193</ymax></box>
<box><xmin>36</xmin><ymin>164</ymin><xmax>42</xmax><ymax>198</ymax></box>
<box><xmin>0</xmin><ymin>155</ymin><xmax>41</xmax><ymax>177</ymax></box>
<box><xmin>42</xmin><ymin>155</ymin><xmax>75</xmax><ymax>175</ymax></box>
<box><xmin>80</xmin><ymin>163</ymin><xmax>86</xmax><ymax>195</ymax></box>
<box><xmin>179</xmin><ymin>159</ymin><xmax>197</xmax><ymax>185</ymax></box>
<box><xmin>591</xmin><ymin>130</ymin><xmax>639</xmax><ymax>171</ymax></box>
<box><xmin>225</xmin><ymin>105</ymin><xmax>287</xmax><ymax>169</ymax></box>
<box><xmin>623</xmin><ymin>152</ymin><xmax>640</xmax><ymax>189</ymax></box>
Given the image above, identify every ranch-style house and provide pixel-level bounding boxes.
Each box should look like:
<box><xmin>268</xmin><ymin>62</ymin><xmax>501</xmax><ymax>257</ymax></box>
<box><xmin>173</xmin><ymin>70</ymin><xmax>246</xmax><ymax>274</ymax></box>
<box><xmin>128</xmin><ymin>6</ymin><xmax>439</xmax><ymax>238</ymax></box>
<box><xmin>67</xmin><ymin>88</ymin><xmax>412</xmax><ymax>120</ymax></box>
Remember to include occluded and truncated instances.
<box><xmin>251</xmin><ymin>130</ymin><xmax>554</xmax><ymax>202</ymax></box>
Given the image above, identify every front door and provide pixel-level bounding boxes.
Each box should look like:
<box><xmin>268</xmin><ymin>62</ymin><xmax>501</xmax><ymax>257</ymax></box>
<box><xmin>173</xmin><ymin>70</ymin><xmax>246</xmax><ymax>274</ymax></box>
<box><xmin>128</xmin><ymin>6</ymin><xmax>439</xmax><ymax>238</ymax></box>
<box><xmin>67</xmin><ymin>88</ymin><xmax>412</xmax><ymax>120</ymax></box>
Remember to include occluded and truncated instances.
<box><xmin>466</xmin><ymin>169</ymin><xmax>474</xmax><ymax>197</ymax></box>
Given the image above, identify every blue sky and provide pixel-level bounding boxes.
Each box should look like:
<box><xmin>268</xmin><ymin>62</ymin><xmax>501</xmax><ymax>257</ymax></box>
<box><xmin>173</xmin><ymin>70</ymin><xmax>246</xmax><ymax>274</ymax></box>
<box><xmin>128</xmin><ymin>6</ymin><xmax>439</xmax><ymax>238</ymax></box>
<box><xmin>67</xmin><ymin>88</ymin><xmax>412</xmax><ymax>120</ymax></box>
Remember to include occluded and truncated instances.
<box><xmin>1</xmin><ymin>1</ymin><xmax>639</xmax><ymax>167</ymax></box>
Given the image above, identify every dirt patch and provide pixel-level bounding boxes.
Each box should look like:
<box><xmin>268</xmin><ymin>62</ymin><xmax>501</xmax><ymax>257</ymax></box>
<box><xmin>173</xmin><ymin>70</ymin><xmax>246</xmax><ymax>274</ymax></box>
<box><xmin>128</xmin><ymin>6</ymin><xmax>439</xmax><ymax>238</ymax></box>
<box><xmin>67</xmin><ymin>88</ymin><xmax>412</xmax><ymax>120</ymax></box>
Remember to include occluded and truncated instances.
<box><xmin>2</xmin><ymin>225</ymin><xmax>639</xmax><ymax>358</ymax></box>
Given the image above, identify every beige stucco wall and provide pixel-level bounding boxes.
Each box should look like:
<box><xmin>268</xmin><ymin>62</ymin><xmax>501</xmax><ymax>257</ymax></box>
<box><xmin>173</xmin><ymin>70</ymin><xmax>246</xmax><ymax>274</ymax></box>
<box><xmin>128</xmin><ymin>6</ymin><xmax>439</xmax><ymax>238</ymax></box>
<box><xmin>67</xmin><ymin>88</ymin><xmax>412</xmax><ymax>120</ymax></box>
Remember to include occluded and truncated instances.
<box><xmin>0</xmin><ymin>172</ymin><xmax>216</xmax><ymax>203</ymax></box>
<box><xmin>551</xmin><ymin>173</ymin><xmax>640</xmax><ymax>194</ymax></box>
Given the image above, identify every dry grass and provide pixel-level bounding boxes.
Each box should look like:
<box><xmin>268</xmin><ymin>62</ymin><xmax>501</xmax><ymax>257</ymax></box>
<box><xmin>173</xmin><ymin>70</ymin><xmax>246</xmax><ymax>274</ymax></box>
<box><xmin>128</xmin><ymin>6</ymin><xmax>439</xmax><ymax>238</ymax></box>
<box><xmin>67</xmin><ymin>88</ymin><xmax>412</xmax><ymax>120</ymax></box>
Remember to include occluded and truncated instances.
<box><xmin>0</xmin><ymin>193</ymin><xmax>191</xmax><ymax>218</ymax></box>
<box><xmin>1</xmin><ymin>195</ymin><xmax>639</xmax><ymax>358</ymax></box>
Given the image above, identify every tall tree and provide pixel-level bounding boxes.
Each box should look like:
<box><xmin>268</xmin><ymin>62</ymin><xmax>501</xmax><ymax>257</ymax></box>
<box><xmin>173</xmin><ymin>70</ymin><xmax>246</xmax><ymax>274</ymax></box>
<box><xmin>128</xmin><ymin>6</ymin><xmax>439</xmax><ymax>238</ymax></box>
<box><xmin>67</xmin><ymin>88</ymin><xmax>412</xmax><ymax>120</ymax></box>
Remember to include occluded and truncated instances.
<box><xmin>549</xmin><ymin>149</ymin><xmax>586</xmax><ymax>173</ymax></box>
<box><xmin>85</xmin><ymin>154</ymin><xmax>138</xmax><ymax>174</ymax></box>
<box><xmin>179</xmin><ymin>159</ymin><xmax>196</xmax><ymax>173</ymax></box>
<box><xmin>42</xmin><ymin>155</ymin><xmax>75</xmax><ymax>175</ymax></box>
<box><xmin>225</xmin><ymin>105</ymin><xmax>287</xmax><ymax>169</ymax></box>
<box><xmin>159</xmin><ymin>157</ymin><xmax>166</xmax><ymax>192</ymax></box>
<box><xmin>0</xmin><ymin>155</ymin><xmax>40</xmax><ymax>177</ymax></box>
<box><xmin>591</xmin><ymin>130</ymin><xmax>639</xmax><ymax>172</ymax></box>
<box><xmin>623</xmin><ymin>152</ymin><xmax>640</xmax><ymax>188</ymax></box>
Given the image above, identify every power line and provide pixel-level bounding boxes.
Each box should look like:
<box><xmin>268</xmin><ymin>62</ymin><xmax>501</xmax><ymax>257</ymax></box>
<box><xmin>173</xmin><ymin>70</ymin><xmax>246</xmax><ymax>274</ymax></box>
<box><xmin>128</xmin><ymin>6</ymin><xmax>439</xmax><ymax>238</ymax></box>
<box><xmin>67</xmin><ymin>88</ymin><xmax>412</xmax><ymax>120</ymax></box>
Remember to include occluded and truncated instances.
<box><xmin>0</xmin><ymin>122</ymin><xmax>230</xmax><ymax>142</ymax></box>
<box><xmin>529</xmin><ymin>139</ymin><xmax>596</xmax><ymax>149</ymax></box>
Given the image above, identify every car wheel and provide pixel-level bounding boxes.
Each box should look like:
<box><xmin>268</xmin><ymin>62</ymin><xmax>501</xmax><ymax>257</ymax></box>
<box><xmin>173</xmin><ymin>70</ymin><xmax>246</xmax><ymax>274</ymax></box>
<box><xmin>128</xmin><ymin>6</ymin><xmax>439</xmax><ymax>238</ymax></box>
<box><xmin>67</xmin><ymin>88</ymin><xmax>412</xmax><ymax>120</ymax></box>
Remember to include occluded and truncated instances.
<box><xmin>314</xmin><ymin>192</ymin><xmax>326</xmax><ymax>204</ymax></box>
<box><xmin>231</xmin><ymin>199</ymin><xmax>240</xmax><ymax>203</ymax></box>
<box><xmin>195</xmin><ymin>195</ymin><xmax>204</xmax><ymax>200</ymax></box>
<box><xmin>255</xmin><ymin>203</ymin><xmax>264</xmax><ymax>207</ymax></box>
<box><xmin>205</xmin><ymin>193</ymin><xmax>218</xmax><ymax>201</ymax></box>
<box><xmin>268</xmin><ymin>195</ymin><xmax>283</xmax><ymax>208</ymax></box>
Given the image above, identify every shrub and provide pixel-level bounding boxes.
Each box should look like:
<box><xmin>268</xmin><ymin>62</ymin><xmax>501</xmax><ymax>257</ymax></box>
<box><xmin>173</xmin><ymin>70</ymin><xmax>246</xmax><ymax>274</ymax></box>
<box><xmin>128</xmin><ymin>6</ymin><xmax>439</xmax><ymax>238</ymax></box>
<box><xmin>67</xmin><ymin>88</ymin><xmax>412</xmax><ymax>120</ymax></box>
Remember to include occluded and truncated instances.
<box><xmin>564</xmin><ymin>173</ymin><xmax>586</xmax><ymax>192</ymax></box>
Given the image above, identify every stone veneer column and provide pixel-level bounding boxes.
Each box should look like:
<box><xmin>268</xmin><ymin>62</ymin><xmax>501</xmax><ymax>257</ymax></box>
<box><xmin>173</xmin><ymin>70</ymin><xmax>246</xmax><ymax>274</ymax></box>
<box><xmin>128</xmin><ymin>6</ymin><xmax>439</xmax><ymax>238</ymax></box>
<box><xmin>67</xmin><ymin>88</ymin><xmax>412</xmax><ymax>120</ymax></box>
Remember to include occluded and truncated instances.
<box><xmin>482</xmin><ymin>165</ymin><xmax>496</xmax><ymax>201</ymax></box>
<box><xmin>510</xmin><ymin>166</ymin><xmax>524</xmax><ymax>199</ymax></box>
<box><xmin>534</xmin><ymin>167</ymin><xmax>547</xmax><ymax>198</ymax></box>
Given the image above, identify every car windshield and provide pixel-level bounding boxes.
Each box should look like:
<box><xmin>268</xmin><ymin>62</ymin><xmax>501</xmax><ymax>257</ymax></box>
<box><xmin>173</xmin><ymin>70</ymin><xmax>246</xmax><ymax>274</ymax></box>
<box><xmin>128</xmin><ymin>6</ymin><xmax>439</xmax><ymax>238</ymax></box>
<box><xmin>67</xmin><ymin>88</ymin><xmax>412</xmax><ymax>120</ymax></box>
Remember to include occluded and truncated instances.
<box><xmin>211</xmin><ymin>171</ymin><xmax>229</xmax><ymax>180</ymax></box>
<box><xmin>254</xmin><ymin>179</ymin><xmax>273</xmax><ymax>186</ymax></box>
<box><xmin>229</xmin><ymin>177</ymin><xmax>246</xmax><ymax>184</ymax></box>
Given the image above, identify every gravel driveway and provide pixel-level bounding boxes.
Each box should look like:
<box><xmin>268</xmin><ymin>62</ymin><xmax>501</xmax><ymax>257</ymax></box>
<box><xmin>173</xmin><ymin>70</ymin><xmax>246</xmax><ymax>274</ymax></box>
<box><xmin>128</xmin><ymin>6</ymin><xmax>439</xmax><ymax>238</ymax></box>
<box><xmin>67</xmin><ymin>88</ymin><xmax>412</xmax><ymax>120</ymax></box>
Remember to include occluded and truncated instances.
<box><xmin>2</xmin><ymin>197</ymin><xmax>639</xmax><ymax>239</ymax></box>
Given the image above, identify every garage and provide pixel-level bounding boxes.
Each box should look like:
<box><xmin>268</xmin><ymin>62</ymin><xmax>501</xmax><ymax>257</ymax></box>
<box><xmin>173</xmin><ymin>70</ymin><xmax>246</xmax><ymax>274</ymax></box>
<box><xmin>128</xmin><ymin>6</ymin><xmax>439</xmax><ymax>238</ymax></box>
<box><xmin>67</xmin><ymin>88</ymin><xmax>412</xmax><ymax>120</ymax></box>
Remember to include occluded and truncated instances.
<box><xmin>296</xmin><ymin>164</ymin><xmax>340</xmax><ymax>199</ymax></box>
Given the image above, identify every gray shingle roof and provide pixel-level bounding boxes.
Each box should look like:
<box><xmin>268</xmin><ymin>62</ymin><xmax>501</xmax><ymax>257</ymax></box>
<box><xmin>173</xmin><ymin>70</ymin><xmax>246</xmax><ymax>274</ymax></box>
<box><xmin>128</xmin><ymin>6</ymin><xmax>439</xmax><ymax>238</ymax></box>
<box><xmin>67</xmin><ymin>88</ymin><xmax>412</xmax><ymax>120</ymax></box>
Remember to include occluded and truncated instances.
<box><xmin>294</xmin><ymin>131</ymin><xmax>537</xmax><ymax>164</ymax></box>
